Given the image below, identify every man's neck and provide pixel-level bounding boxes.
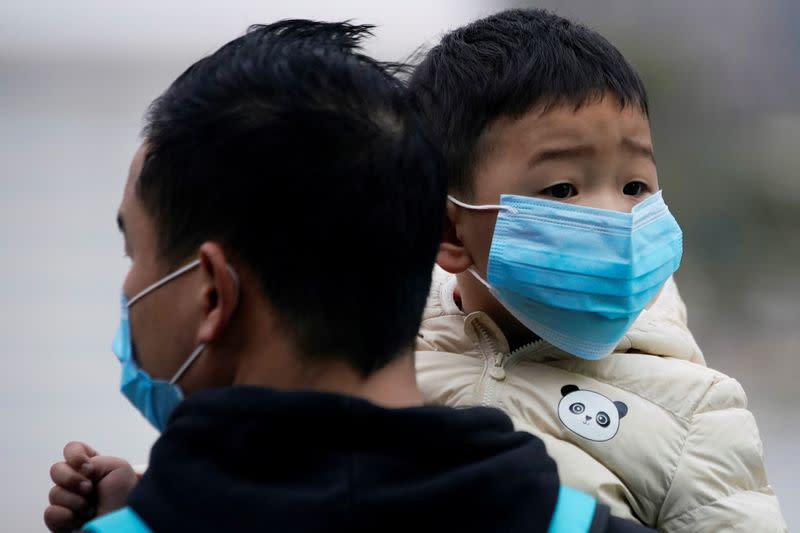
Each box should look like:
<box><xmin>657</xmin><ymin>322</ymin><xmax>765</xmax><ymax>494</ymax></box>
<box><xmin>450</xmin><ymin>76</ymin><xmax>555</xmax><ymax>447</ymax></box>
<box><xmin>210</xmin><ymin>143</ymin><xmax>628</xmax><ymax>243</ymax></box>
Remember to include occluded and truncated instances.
<box><xmin>233</xmin><ymin>344</ymin><xmax>423</xmax><ymax>409</ymax></box>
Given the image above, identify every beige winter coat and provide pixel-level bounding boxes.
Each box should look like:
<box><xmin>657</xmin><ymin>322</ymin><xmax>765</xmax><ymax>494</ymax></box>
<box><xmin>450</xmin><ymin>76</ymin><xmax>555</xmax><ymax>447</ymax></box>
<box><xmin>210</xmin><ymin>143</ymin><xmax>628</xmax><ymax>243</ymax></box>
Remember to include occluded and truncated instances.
<box><xmin>416</xmin><ymin>266</ymin><xmax>786</xmax><ymax>532</ymax></box>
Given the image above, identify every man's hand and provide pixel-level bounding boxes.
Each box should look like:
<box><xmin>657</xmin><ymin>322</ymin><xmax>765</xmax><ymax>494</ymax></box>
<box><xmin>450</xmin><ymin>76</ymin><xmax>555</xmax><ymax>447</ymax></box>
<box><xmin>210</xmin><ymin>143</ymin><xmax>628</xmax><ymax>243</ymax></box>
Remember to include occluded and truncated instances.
<box><xmin>44</xmin><ymin>441</ymin><xmax>139</xmax><ymax>532</ymax></box>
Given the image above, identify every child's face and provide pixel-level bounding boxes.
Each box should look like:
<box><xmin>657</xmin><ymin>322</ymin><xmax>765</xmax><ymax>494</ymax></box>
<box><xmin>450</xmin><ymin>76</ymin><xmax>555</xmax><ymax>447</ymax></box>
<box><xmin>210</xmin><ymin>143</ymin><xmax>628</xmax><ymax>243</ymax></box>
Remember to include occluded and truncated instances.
<box><xmin>442</xmin><ymin>94</ymin><xmax>659</xmax><ymax>344</ymax></box>
<box><xmin>477</xmin><ymin>96</ymin><xmax>657</xmax><ymax>212</ymax></box>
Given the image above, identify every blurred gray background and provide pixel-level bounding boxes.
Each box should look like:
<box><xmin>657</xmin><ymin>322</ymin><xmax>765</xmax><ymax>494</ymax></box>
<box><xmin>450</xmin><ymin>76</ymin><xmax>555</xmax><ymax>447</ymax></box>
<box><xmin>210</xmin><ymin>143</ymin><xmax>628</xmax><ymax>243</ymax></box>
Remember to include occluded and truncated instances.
<box><xmin>1</xmin><ymin>1</ymin><xmax>797</xmax><ymax>530</ymax></box>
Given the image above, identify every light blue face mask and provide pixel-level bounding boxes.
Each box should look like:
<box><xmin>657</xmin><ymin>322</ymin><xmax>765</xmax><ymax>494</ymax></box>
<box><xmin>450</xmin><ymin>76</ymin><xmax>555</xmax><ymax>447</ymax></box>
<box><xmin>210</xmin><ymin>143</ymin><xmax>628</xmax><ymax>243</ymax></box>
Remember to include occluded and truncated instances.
<box><xmin>112</xmin><ymin>260</ymin><xmax>206</xmax><ymax>432</ymax></box>
<box><xmin>449</xmin><ymin>191</ymin><xmax>683</xmax><ymax>359</ymax></box>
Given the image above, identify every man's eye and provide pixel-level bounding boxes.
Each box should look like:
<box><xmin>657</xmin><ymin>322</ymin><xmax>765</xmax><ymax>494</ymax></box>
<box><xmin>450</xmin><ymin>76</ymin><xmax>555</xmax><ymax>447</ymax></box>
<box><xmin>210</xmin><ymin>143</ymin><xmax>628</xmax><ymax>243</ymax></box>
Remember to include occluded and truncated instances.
<box><xmin>623</xmin><ymin>181</ymin><xmax>648</xmax><ymax>196</ymax></box>
<box><xmin>543</xmin><ymin>183</ymin><xmax>577</xmax><ymax>199</ymax></box>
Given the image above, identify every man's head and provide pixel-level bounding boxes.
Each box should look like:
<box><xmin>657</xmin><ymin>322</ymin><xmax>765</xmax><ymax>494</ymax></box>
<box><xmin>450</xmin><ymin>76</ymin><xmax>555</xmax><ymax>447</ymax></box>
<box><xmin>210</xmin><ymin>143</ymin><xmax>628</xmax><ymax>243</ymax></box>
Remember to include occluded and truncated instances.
<box><xmin>117</xmin><ymin>21</ymin><xmax>445</xmax><ymax>398</ymax></box>
<box><xmin>410</xmin><ymin>9</ymin><xmax>657</xmax><ymax>346</ymax></box>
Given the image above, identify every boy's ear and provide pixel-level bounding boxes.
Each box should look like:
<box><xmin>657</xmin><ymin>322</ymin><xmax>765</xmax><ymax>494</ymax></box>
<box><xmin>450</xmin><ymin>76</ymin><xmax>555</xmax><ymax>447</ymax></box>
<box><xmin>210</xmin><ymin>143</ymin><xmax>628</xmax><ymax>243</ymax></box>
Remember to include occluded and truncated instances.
<box><xmin>436</xmin><ymin>202</ymin><xmax>474</xmax><ymax>274</ymax></box>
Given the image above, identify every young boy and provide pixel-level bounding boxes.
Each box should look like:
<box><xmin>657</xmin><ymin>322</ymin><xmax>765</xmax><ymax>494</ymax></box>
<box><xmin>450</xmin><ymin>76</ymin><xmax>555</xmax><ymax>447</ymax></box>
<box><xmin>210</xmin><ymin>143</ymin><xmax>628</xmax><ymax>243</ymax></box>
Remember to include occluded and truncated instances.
<box><xmin>411</xmin><ymin>9</ymin><xmax>786</xmax><ymax>533</ymax></box>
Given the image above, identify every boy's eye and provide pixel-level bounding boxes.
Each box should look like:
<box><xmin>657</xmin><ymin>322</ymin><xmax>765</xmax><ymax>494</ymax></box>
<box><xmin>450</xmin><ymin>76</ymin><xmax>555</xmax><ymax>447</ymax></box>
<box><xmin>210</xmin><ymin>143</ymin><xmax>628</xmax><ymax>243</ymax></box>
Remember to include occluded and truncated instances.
<box><xmin>623</xmin><ymin>181</ymin><xmax>648</xmax><ymax>196</ymax></box>
<box><xmin>543</xmin><ymin>183</ymin><xmax>577</xmax><ymax>199</ymax></box>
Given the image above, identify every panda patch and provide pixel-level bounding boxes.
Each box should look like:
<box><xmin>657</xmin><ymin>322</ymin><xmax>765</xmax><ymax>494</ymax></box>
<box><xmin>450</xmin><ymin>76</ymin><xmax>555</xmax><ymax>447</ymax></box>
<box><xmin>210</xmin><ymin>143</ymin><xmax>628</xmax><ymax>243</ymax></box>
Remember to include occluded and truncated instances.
<box><xmin>558</xmin><ymin>385</ymin><xmax>628</xmax><ymax>442</ymax></box>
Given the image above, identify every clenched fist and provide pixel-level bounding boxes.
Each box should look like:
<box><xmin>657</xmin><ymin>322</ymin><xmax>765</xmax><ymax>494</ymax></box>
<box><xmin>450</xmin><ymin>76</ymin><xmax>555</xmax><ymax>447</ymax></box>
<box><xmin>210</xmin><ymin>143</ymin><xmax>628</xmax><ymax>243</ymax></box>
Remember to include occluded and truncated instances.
<box><xmin>44</xmin><ymin>441</ymin><xmax>138</xmax><ymax>532</ymax></box>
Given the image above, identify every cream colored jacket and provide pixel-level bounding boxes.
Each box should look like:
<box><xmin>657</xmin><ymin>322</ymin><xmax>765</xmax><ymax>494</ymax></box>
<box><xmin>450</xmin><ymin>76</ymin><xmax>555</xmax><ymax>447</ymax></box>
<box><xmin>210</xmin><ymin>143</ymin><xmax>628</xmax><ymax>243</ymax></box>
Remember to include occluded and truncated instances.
<box><xmin>416</xmin><ymin>266</ymin><xmax>786</xmax><ymax>532</ymax></box>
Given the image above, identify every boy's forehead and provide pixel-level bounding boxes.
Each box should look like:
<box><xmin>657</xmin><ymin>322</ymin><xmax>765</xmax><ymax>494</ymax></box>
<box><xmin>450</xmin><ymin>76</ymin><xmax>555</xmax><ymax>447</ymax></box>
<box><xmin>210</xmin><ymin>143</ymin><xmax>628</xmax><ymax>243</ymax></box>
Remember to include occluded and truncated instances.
<box><xmin>486</xmin><ymin>98</ymin><xmax>652</xmax><ymax>150</ymax></box>
<box><xmin>470</xmin><ymin>97</ymin><xmax>656</xmax><ymax>200</ymax></box>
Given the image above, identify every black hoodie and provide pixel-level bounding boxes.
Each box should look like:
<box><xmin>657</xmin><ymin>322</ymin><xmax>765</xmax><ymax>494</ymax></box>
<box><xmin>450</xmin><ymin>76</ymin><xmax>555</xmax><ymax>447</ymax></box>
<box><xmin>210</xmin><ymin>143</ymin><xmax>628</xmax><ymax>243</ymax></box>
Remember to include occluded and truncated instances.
<box><xmin>126</xmin><ymin>387</ymin><xmax>650</xmax><ymax>533</ymax></box>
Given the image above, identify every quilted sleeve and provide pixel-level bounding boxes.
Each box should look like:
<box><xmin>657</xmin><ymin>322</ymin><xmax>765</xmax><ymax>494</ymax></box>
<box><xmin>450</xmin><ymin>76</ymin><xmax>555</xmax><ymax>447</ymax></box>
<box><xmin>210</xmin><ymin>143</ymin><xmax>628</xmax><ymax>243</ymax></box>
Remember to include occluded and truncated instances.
<box><xmin>657</xmin><ymin>377</ymin><xmax>787</xmax><ymax>532</ymax></box>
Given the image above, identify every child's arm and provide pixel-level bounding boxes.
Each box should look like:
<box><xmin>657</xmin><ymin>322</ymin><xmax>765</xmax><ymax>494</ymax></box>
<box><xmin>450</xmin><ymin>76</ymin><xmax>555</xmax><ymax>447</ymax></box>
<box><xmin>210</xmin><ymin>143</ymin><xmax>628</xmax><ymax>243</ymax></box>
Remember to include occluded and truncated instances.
<box><xmin>657</xmin><ymin>378</ymin><xmax>787</xmax><ymax>533</ymax></box>
<box><xmin>44</xmin><ymin>442</ymin><xmax>139</xmax><ymax>532</ymax></box>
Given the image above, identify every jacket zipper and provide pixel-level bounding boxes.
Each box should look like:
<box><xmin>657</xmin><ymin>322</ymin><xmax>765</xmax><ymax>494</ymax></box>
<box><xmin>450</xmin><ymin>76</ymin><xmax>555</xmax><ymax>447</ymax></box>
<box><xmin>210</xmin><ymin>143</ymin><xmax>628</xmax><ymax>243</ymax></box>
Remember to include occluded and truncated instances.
<box><xmin>506</xmin><ymin>339</ymin><xmax>546</xmax><ymax>370</ymax></box>
<box><xmin>475</xmin><ymin>321</ymin><xmax>501</xmax><ymax>407</ymax></box>
<box><xmin>475</xmin><ymin>320</ymin><xmax>545</xmax><ymax>407</ymax></box>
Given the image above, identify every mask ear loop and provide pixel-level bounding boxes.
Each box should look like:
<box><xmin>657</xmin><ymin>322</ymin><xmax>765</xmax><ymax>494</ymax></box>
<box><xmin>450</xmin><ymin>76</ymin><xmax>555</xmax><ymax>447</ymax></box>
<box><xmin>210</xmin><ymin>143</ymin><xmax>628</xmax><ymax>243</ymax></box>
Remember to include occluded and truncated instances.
<box><xmin>128</xmin><ymin>259</ymin><xmax>202</xmax><ymax>307</ymax></box>
<box><xmin>168</xmin><ymin>263</ymin><xmax>241</xmax><ymax>385</ymax></box>
<box><xmin>447</xmin><ymin>195</ymin><xmax>519</xmax><ymax>214</ymax></box>
<box><xmin>447</xmin><ymin>196</ymin><xmax>516</xmax><ymax>288</ymax></box>
<box><xmin>226</xmin><ymin>264</ymin><xmax>240</xmax><ymax>311</ymax></box>
<box><xmin>169</xmin><ymin>344</ymin><xmax>205</xmax><ymax>385</ymax></box>
<box><xmin>467</xmin><ymin>267</ymin><xmax>493</xmax><ymax>289</ymax></box>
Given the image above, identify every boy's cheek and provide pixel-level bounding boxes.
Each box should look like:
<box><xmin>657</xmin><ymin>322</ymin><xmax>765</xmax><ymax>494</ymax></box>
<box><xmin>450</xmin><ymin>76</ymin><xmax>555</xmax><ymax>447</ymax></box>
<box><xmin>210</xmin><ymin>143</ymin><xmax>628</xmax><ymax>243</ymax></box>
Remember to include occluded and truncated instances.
<box><xmin>459</xmin><ymin>215</ymin><xmax>496</xmax><ymax>274</ymax></box>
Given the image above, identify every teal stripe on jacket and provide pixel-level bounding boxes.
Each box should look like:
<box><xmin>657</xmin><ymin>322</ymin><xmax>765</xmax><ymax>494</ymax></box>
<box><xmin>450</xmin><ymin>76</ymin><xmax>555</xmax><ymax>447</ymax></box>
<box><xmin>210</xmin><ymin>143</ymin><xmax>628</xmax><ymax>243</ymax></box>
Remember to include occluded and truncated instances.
<box><xmin>83</xmin><ymin>506</ymin><xmax>151</xmax><ymax>533</ymax></box>
<box><xmin>548</xmin><ymin>486</ymin><xmax>597</xmax><ymax>533</ymax></box>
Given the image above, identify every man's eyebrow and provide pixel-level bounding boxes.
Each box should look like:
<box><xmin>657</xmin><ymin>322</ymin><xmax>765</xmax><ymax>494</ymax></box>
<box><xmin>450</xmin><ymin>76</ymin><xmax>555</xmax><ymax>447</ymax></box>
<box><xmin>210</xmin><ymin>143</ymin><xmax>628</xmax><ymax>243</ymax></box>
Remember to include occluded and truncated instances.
<box><xmin>621</xmin><ymin>137</ymin><xmax>656</xmax><ymax>164</ymax></box>
<box><xmin>528</xmin><ymin>144</ymin><xmax>595</xmax><ymax>168</ymax></box>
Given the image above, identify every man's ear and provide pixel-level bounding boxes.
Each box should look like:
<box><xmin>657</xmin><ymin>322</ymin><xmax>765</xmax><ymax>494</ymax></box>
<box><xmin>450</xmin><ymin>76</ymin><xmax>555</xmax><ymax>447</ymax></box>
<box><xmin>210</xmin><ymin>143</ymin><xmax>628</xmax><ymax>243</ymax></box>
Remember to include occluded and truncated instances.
<box><xmin>196</xmin><ymin>242</ymin><xmax>240</xmax><ymax>345</ymax></box>
<box><xmin>436</xmin><ymin>201</ymin><xmax>474</xmax><ymax>274</ymax></box>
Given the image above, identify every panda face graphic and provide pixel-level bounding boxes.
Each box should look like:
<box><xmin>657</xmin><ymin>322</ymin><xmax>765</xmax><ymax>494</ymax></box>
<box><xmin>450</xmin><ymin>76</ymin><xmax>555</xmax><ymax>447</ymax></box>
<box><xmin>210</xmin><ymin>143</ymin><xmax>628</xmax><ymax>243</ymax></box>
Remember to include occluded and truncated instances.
<box><xmin>558</xmin><ymin>385</ymin><xmax>628</xmax><ymax>442</ymax></box>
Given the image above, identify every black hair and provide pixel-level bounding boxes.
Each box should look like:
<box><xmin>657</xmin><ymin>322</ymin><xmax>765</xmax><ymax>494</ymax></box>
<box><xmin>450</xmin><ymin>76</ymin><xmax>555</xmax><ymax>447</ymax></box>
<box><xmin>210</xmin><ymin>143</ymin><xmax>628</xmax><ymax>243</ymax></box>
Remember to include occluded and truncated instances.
<box><xmin>138</xmin><ymin>20</ymin><xmax>445</xmax><ymax>376</ymax></box>
<box><xmin>410</xmin><ymin>8</ymin><xmax>649</xmax><ymax>197</ymax></box>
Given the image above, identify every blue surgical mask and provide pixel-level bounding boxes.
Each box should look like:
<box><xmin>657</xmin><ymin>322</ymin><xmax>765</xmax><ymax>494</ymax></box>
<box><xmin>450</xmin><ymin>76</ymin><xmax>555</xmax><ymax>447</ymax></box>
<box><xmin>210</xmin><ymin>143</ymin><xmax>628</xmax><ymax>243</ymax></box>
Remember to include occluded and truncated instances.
<box><xmin>112</xmin><ymin>260</ymin><xmax>206</xmax><ymax>432</ymax></box>
<box><xmin>449</xmin><ymin>191</ymin><xmax>683</xmax><ymax>359</ymax></box>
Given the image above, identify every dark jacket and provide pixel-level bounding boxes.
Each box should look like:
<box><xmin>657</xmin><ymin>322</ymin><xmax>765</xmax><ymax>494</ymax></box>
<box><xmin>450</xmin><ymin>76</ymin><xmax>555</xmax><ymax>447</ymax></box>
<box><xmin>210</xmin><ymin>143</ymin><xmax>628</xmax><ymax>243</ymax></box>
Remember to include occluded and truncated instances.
<box><xmin>87</xmin><ymin>386</ymin><xmax>654</xmax><ymax>532</ymax></box>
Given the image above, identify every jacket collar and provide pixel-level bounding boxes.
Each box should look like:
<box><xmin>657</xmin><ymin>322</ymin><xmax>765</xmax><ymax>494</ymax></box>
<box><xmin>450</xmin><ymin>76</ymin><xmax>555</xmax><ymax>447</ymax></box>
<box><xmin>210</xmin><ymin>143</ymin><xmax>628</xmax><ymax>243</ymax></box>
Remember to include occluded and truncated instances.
<box><xmin>422</xmin><ymin>266</ymin><xmax>705</xmax><ymax>365</ymax></box>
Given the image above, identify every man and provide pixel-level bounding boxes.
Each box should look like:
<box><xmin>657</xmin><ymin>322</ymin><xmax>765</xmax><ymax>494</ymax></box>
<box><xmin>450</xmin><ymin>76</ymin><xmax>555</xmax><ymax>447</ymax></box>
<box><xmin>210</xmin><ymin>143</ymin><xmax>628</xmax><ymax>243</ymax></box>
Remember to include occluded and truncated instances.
<box><xmin>45</xmin><ymin>20</ymin><xmax>653</xmax><ymax>533</ymax></box>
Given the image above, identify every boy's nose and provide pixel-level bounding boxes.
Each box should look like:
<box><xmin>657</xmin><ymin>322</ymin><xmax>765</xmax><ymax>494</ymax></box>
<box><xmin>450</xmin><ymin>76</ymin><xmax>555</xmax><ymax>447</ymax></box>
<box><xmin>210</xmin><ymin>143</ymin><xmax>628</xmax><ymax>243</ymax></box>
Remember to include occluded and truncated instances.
<box><xmin>586</xmin><ymin>192</ymin><xmax>631</xmax><ymax>213</ymax></box>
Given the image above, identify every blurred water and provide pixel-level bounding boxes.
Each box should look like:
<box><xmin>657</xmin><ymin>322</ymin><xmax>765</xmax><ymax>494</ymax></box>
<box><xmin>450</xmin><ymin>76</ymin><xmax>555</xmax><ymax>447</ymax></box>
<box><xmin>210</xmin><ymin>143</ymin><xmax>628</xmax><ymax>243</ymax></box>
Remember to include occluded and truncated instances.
<box><xmin>1</xmin><ymin>1</ymin><xmax>797</xmax><ymax>531</ymax></box>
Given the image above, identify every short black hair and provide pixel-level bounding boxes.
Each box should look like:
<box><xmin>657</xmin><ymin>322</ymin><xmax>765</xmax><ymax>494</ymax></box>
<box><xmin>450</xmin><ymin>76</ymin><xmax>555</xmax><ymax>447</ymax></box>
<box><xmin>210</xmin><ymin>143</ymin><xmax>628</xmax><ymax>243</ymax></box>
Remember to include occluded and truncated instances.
<box><xmin>410</xmin><ymin>8</ymin><xmax>649</xmax><ymax>197</ymax></box>
<box><xmin>137</xmin><ymin>20</ymin><xmax>445</xmax><ymax>376</ymax></box>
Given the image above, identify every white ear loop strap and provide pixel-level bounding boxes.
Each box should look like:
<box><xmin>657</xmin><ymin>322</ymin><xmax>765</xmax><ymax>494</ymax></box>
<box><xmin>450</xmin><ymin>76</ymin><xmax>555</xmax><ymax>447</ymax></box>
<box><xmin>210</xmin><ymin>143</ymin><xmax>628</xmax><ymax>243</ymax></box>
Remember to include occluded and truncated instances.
<box><xmin>128</xmin><ymin>259</ymin><xmax>202</xmax><ymax>307</ymax></box>
<box><xmin>169</xmin><ymin>343</ymin><xmax>205</xmax><ymax>384</ymax></box>
<box><xmin>447</xmin><ymin>195</ymin><xmax>518</xmax><ymax>214</ymax></box>
<box><xmin>447</xmin><ymin>196</ymin><xmax>512</xmax><ymax>289</ymax></box>
<box><xmin>226</xmin><ymin>264</ymin><xmax>240</xmax><ymax>310</ymax></box>
<box><xmin>169</xmin><ymin>264</ymin><xmax>241</xmax><ymax>385</ymax></box>
<box><xmin>467</xmin><ymin>267</ymin><xmax>493</xmax><ymax>290</ymax></box>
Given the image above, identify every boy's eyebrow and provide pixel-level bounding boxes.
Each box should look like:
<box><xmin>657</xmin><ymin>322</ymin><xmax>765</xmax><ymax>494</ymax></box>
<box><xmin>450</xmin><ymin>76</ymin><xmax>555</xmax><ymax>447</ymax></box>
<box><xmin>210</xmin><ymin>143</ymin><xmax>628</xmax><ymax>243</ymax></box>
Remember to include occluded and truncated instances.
<box><xmin>621</xmin><ymin>137</ymin><xmax>656</xmax><ymax>164</ymax></box>
<box><xmin>528</xmin><ymin>144</ymin><xmax>595</xmax><ymax>168</ymax></box>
